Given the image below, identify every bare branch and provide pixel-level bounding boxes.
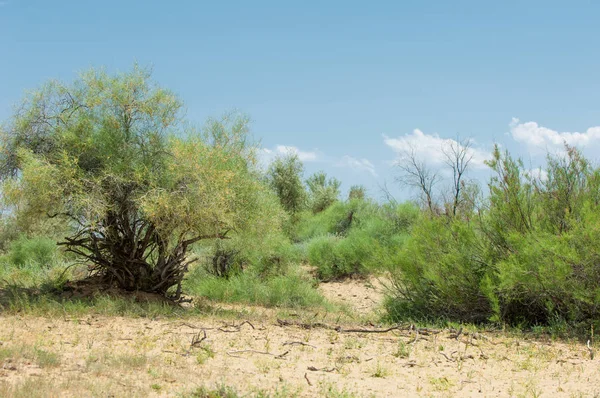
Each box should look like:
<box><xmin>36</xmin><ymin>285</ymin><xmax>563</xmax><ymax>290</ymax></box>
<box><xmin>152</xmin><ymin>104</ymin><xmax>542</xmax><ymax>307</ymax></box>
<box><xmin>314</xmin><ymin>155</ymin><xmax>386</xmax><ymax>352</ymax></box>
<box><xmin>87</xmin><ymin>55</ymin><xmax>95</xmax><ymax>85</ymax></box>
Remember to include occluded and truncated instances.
<box><xmin>395</xmin><ymin>147</ymin><xmax>439</xmax><ymax>213</ymax></box>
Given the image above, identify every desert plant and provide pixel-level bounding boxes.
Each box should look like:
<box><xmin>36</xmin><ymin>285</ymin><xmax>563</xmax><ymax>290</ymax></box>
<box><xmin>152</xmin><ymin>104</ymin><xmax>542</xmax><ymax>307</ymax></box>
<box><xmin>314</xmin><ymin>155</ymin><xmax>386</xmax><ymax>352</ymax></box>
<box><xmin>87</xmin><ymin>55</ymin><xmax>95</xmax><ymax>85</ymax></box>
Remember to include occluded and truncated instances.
<box><xmin>6</xmin><ymin>235</ymin><xmax>57</xmax><ymax>267</ymax></box>
<box><xmin>266</xmin><ymin>153</ymin><xmax>307</xmax><ymax>214</ymax></box>
<box><xmin>0</xmin><ymin>66</ymin><xmax>269</xmax><ymax>300</ymax></box>
<box><xmin>306</xmin><ymin>171</ymin><xmax>341</xmax><ymax>213</ymax></box>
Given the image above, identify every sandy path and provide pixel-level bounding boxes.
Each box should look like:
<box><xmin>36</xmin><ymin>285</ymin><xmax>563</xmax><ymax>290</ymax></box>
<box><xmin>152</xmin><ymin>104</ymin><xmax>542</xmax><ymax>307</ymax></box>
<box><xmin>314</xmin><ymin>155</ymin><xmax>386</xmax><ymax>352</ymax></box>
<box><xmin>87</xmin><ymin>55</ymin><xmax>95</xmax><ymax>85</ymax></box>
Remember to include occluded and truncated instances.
<box><xmin>318</xmin><ymin>276</ymin><xmax>385</xmax><ymax>319</ymax></box>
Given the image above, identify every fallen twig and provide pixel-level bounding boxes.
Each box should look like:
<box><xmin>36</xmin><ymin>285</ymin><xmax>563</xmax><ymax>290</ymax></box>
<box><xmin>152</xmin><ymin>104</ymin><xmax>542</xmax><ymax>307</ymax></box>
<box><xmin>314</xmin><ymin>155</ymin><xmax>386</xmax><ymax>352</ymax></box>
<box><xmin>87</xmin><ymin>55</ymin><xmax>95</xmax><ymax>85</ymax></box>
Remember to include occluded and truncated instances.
<box><xmin>226</xmin><ymin>349</ymin><xmax>289</xmax><ymax>359</ymax></box>
<box><xmin>304</xmin><ymin>373</ymin><xmax>312</xmax><ymax>386</ymax></box>
<box><xmin>307</xmin><ymin>366</ymin><xmax>336</xmax><ymax>372</ymax></box>
<box><xmin>283</xmin><ymin>341</ymin><xmax>317</xmax><ymax>348</ymax></box>
<box><xmin>191</xmin><ymin>330</ymin><xmax>207</xmax><ymax>347</ymax></box>
<box><xmin>335</xmin><ymin>325</ymin><xmax>405</xmax><ymax>333</ymax></box>
<box><xmin>219</xmin><ymin>320</ymin><xmax>255</xmax><ymax>332</ymax></box>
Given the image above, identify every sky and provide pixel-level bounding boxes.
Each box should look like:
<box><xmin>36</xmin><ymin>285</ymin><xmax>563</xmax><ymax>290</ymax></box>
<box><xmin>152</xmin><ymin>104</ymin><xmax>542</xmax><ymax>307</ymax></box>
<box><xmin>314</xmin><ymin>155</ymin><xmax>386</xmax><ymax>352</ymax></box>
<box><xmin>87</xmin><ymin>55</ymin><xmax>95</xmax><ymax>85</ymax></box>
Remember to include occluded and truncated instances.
<box><xmin>2</xmin><ymin>0</ymin><xmax>600</xmax><ymax>201</ymax></box>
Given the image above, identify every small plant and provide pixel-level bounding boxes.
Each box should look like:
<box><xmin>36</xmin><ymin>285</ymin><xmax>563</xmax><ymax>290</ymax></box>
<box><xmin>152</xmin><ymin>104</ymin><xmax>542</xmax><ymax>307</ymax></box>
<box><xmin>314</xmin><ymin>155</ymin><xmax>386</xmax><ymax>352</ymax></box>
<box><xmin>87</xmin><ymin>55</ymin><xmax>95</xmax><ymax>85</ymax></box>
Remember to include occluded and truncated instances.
<box><xmin>196</xmin><ymin>345</ymin><xmax>215</xmax><ymax>365</ymax></box>
<box><xmin>429</xmin><ymin>377</ymin><xmax>454</xmax><ymax>392</ymax></box>
<box><xmin>187</xmin><ymin>384</ymin><xmax>240</xmax><ymax>398</ymax></box>
<box><xmin>393</xmin><ymin>341</ymin><xmax>410</xmax><ymax>359</ymax></box>
<box><xmin>7</xmin><ymin>236</ymin><xmax>58</xmax><ymax>268</ymax></box>
<box><xmin>34</xmin><ymin>347</ymin><xmax>60</xmax><ymax>368</ymax></box>
<box><xmin>371</xmin><ymin>362</ymin><xmax>389</xmax><ymax>378</ymax></box>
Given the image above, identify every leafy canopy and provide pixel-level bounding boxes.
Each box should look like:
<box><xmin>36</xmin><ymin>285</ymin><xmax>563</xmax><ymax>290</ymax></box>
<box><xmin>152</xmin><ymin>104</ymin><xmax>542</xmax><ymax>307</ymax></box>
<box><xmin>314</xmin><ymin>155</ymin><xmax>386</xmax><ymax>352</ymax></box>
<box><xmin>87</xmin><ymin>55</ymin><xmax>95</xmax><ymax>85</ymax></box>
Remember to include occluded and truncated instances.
<box><xmin>1</xmin><ymin>66</ymin><xmax>269</xmax><ymax>299</ymax></box>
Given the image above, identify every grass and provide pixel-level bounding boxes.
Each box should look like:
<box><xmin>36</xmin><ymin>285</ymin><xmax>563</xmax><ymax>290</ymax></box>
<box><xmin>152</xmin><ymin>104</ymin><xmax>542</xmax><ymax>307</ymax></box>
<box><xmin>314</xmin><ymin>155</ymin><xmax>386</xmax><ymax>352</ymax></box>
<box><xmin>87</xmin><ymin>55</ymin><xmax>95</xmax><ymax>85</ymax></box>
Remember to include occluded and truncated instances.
<box><xmin>0</xmin><ymin>253</ymin><xmax>334</xmax><ymax>317</ymax></box>
<box><xmin>0</xmin><ymin>345</ymin><xmax>61</xmax><ymax>368</ymax></box>
<box><xmin>184</xmin><ymin>265</ymin><xmax>333</xmax><ymax>310</ymax></box>
<box><xmin>185</xmin><ymin>384</ymin><xmax>240</xmax><ymax>398</ymax></box>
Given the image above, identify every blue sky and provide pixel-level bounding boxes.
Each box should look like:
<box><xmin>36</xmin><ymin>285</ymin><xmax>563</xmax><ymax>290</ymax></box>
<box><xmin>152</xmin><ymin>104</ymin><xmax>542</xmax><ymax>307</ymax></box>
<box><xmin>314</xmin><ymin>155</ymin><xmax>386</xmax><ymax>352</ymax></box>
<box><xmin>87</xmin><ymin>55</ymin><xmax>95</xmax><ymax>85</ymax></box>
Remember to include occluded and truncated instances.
<box><xmin>2</xmin><ymin>0</ymin><xmax>600</xmax><ymax>200</ymax></box>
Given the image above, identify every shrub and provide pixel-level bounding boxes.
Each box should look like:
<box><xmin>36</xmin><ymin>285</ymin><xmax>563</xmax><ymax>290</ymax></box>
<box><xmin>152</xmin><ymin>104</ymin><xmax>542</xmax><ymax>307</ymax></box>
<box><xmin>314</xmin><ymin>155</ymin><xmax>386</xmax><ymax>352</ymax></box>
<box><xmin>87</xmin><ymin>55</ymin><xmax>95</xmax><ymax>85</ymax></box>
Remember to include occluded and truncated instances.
<box><xmin>385</xmin><ymin>216</ymin><xmax>492</xmax><ymax>323</ymax></box>
<box><xmin>385</xmin><ymin>145</ymin><xmax>600</xmax><ymax>332</ymax></box>
<box><xmin>266</xmin><ymin>154</ymin><xmax>307</xmax><ymax>214</ymax></box>
<box><xmin>1</xmin><ymin>66</ymin><xmax>271</xmax><ymax>300</ymax></box>
<box><xmin>7</xmin><ymin>236</ymin><xmax>57</xmax><ymax>268</ymax></box>
<box><xmin>306</xmin><ymin>171</ymin><xmax>341</xmax><ymax>214</ymax></box>
<box><xmin>184</xmin><ymin>266</ymin><xmax>327</xmax><ymax>309</ymax></box>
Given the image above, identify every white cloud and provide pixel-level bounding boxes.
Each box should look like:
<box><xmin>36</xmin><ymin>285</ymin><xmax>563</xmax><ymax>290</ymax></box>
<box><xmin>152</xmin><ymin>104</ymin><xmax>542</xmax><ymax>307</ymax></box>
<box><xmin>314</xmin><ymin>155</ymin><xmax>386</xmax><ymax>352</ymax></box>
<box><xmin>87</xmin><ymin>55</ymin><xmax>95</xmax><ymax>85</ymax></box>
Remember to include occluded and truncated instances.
<box><xmin>273</xmin><ymin>145</ymin><xmax>317</xmax><ymax>162</ymax></box>
<box><xmin>336</xmin><ymin>155</ymin><xmax>378</xmax><ymax>177</ymax></box>
<box><xmin>259</xmin><ymin>145</ymin><xmax>318</xmax><ymax>166</ymax></box>
<box><xmin>383</xmin><ymin>129</ymin><xmax>490</xmax><ymax>169</ymax></box>
<box><xmin>509</xmin><ymin>118</ymin><xmax>600</xmax><ymax>151</ymax></box>
<box><xmin>523</xmin><ymin>167</ymin><xmax>549</xmax><ymax>182</ymax></box>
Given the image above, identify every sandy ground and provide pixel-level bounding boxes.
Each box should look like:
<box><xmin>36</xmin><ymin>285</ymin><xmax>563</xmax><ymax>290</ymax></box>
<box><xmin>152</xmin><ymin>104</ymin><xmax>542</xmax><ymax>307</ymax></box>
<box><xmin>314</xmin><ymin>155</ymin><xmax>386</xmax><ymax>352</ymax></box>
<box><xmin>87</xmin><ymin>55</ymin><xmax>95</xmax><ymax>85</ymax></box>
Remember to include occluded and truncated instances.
<box><xmin>318</xmin><ymin>276</ymin><xmax>384</xmax><ymax>318</ymax></box>
<box><xmin>0</xmin><ymin>281</ymin><xmax>599</xmax><ymax>397</ymax></box>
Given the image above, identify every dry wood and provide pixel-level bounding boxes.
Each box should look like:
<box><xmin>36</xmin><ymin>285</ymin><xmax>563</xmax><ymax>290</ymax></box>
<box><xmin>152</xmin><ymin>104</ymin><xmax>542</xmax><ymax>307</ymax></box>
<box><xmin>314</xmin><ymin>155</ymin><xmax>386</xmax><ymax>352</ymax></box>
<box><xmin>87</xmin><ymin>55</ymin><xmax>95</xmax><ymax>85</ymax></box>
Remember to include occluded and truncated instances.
<box><xmin>190</xmin><ymin>330</ymin><xmax>207</xmax><ymax>348</ymax></box>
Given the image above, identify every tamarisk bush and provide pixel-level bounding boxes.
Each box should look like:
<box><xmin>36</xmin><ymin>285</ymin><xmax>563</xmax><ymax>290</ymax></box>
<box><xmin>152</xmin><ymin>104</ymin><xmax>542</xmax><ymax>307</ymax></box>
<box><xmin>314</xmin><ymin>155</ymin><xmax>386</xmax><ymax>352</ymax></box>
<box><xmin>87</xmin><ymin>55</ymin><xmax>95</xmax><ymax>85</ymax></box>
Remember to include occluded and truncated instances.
<box><xmin>0</xmin><ymin>66</ymin><xmax>268</xmax><ymax>300</ymax></box>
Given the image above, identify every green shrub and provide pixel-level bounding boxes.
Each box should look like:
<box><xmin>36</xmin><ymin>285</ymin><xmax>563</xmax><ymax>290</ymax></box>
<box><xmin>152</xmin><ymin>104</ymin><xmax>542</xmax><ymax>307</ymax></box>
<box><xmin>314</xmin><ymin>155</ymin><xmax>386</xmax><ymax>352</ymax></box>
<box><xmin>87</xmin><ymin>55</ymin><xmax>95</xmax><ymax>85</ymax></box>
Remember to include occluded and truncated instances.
<box><xmin>6</xmin><ymin>236</ymin><xmax>58</xmax><ymax>268</ymax></box>
<box><xmin>385</xmin><ymin>216</ymin><xmax>492</xmax><ymax>323</ymax></box>
<box><xmin>184</xmin><ymin>266</ymin><xmax>328</xmax><ymax>309</ymax></box>
<box><xmin>301</xmin><ymin>200</ymin><xmax>418</xmax><ymax>280</ymax></box>
<box><xmin>385</xmin><ymin>145</ymin><xmax>600</xmax><ymax>332</ymax></box>
<box><xmin>307</xmin><ymin>235</ymin><xmax>341</xmax><ymax>280</ymax></box>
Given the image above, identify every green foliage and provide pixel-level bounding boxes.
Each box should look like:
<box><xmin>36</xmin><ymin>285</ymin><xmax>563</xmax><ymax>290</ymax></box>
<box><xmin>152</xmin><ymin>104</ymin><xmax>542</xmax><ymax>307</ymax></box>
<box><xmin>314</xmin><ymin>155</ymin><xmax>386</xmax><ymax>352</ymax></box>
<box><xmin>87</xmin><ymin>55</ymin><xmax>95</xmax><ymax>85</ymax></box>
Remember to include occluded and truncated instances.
<box><xmin>266</xmin><ymin>154</ymin><xmax>307</xmax><ymax>214</ymax></box>
<box><xmin>6</xmin><ymin>236</ymin><xmax>58</xmax><ymax>268</ymax></box>
<box><xmin>1</xmin><ymin>66</ymin><xmax>272</xmax><ymax>298</ymax></box>
<box><xmin>186</xmin><ymin>384</ymin><xmax>240</xmax><ymax>398</ymax></box>
<box><xmin>386</xmin><ymin>144</ymin><xmax>600</xmax><ymax>331</ymax></box>
<box><xmin>347</xmin><ymin>185</ymin><xmax>366</xmax><ymax>201</ymax></box>
<box><xmin>385</xmin><ymin>216</ymin><xmax>492</xmax><ymax>323</ymax></box>
<box><xmin>302</xmin><ymin>200</ymin><xmax>418</xmax><ymax>280</ymax></box>
<box><xmin>184</xmin><ymin>265</ymin><xmax>328</xmax><ymax>309</ymax></box>
<box><xmin>306</xmin><ymin>171</ymin><xmax>341</xmax><ymax>213</ymax></box>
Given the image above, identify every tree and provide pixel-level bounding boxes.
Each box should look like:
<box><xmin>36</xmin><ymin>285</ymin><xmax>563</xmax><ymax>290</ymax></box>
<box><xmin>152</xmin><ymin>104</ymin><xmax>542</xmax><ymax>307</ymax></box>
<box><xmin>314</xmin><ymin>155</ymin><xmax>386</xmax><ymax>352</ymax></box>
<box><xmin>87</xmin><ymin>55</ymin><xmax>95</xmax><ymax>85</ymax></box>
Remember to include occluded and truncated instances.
<box><xmin>306</xmin><ymin>171</ymin><xmax>341</xmax><ymax>213</ymax></box>
<box><xmin>266</xmin><ymin>154</ymin><xmax>306</xmax><ymax>214</ymax></box>
<box><xmin>1</xmin><ymin>66</ymin><xmax>266</xmax><ymax>300</ymax></box>
<box><xmin>395</xmin><ymin>137</ymin><xmax>478</xmax><ymax>218</ymax></box>
<box><xmin>395</xmin><ymin>147</ymin><xmax>439</xmax><ymax>214</ymax></box>
<box><xmin>442</xmin><ymin>137</ymin><xmax>474</xmax><ymax>217</ymax></box>
<box><xmin>348</xmin><ymin>185</ymin><xmax>366</xmax><ymax>201</ymax></box>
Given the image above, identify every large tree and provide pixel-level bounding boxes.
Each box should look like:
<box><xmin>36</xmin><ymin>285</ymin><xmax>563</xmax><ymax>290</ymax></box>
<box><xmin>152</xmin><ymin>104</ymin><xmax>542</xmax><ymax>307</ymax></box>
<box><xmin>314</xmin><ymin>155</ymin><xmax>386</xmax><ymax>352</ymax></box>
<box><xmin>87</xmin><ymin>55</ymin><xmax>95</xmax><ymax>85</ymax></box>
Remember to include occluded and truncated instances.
<box><xmin>0</xmin><ymin>66</ymin><xmax>266</xmax><ymax>300</ymax></box>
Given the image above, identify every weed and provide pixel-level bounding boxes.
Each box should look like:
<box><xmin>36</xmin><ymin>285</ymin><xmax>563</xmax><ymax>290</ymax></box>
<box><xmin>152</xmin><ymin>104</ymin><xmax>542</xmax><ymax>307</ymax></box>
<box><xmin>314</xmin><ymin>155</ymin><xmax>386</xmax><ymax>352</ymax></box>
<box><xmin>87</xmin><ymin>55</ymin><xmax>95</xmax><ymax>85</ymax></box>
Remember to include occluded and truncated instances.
<box><xmin>393</xmin><ymin>340</ymin><xmax>410</xmax><ymax>359</ymax></box>
<box><xmin>371</xmin><ymin>362</ymin><xmax>389</xmax><ymax>378</ymax></box>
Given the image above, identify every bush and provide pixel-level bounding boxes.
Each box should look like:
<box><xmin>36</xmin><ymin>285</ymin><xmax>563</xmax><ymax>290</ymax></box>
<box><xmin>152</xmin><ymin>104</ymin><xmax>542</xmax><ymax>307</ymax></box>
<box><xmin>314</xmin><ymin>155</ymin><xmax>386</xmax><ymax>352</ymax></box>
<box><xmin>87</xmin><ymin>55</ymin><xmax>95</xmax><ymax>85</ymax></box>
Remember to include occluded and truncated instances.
<box><xmin>6</xmin><ymin>236</ymin><xmax>58</xmax><ymax>268</ymax></box>
<box><xmin>184</xmin><ymin>266</ymin><xmax>328</xmax><ymax>309</ymax></box>
<box><xmin>385</xmin><ymin>145</ymin><xmax>600</xmax><ymax>332</ymax></box>
<box><xmin>299</xmin><ymin>200</ymin><xmax>418</xmax><ymax>280</ymax></box>
<box><xmin>385</xmin><ymin>217</ymin><xmax>492</xmax><ymax>323</ymax></box>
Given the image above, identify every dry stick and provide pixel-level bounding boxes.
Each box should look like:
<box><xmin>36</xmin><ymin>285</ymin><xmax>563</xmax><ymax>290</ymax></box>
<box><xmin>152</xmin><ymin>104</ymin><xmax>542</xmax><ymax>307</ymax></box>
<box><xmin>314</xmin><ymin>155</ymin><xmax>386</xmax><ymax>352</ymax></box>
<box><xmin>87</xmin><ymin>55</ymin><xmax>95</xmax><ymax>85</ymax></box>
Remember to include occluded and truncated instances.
<box><xmin>304</xmin><ymin>373</ymin><xmax>312</xmax><ymax>386</ymax></box>
<box><xmin>283</xmin><ymin>341</ymin><xmax>317</xmax><ymax>348</ymax></box>
<box><xmin>191</xmin><ymin>330</ymin><xmax>207</xmax><ymax>348</ymax></box>
<box><xmin>307</xmin><ymin>366</ymin><xmax>336</xmax><ymax>372</ymax></box>
<box><xmin>219</xmin><ymin>320</ymin><xmax>256</xmax><ymax>332</ymax></box>
<box><xmin>439</xmin><ymin>352</ymin><xmax>456</xmax><ymax>362</ymax></box>
<box><xmin>226</xmin><ymin>349</ymin><xmax>289</xmax><ymax>359</ymax></box>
